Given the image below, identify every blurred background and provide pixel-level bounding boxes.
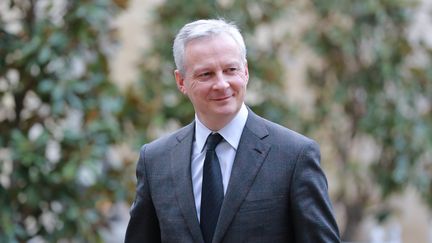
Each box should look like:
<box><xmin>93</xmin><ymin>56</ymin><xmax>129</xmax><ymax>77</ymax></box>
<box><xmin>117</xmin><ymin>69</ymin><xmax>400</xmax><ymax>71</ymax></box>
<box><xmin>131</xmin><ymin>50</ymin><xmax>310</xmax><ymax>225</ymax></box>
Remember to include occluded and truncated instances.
<box><xmin>1</xmin><ymin>0</ymin><xmax>432</xmax><ymax>242</ymax></box>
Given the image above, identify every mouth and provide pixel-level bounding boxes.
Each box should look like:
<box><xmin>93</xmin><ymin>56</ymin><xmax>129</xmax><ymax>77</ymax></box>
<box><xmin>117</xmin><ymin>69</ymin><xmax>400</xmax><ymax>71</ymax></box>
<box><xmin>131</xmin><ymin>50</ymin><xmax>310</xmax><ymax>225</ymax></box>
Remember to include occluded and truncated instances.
<box><xmin>212</xmin><ymin>95</ymin><xmax>231</xmax><ymax>101</ymax></box>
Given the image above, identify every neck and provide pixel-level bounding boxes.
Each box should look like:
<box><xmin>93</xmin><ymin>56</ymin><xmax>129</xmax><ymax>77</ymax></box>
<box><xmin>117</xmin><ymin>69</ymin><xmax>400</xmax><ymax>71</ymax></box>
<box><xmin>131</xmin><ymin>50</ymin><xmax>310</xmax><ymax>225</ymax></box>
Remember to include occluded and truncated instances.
<box><xmin>200</xmin><ymin>116</ymin><xmax>234</xmax><ymax>131</ymax></box>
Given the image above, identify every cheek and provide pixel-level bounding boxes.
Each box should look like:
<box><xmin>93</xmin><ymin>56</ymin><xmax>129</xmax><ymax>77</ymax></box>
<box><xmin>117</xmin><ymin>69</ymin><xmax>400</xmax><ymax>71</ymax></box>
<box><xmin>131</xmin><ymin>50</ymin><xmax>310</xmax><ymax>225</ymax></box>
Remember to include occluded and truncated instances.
<box><xmin>190</xmin><ymin>85</ymin><xmax>210</xmax><ymax>100</ymax></box>
<box><xmin>232</xmin><ymin>79</ymin><xmax>247</xmax><ymax>93</ymax></box>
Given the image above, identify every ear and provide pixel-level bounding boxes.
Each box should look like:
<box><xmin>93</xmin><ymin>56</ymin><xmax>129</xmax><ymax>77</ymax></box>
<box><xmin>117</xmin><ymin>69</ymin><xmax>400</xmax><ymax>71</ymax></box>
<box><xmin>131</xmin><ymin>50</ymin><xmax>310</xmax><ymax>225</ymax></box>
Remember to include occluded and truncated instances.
<box><xmin>174</xmin><ymin>70</ymin><xmax>187</xmax><ymax>95</ymax></box>
<box><xmin>244</xmin><ymin>62</ymin><xmax>249</xmax><ymax>84</ymax></box>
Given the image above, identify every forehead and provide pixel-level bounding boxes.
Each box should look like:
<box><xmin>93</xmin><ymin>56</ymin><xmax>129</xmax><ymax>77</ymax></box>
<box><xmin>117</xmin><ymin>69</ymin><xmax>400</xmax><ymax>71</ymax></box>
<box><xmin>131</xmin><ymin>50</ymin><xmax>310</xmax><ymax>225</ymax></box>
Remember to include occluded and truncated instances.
<box><xmin>183</xmin><ymin>34</ymin><xmax>242</xmax><ymax>68</ymax></box>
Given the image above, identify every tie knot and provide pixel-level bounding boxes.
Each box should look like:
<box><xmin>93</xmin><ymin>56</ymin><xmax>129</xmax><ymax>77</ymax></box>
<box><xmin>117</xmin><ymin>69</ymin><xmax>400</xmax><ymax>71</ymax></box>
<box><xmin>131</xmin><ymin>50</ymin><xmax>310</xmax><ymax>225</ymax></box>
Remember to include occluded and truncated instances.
<box><xmin>206</xmin><ymin>133</ymin><xmax>223</xmax><ymax>151</ymax></box>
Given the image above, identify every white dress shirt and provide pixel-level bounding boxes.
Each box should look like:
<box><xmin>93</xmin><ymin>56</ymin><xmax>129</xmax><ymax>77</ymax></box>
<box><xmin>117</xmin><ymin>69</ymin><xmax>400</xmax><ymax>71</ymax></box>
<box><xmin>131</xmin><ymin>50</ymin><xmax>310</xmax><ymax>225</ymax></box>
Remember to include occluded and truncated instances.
<box><xmin>191</xmin><ymin>103</ymin><xmax>248</xmax><ymax>220</ymax></box>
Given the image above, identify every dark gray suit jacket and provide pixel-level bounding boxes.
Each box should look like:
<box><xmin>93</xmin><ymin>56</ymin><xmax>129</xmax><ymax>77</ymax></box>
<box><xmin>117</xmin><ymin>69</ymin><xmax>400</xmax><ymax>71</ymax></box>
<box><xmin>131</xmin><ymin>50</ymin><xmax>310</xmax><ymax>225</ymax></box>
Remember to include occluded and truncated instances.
<box><xmin>125</xmin><ymin>109</ymin><xmax>340</xmax><ymax>242</ymax></box>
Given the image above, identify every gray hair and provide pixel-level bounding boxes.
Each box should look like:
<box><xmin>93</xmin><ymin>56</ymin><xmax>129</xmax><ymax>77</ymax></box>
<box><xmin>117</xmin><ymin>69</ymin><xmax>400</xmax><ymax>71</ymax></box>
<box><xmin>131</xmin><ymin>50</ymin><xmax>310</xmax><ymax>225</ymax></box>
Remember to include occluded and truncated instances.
<box><xmin>173</xmin><ymin>19</ymin><xmax>247</xmax><ymax>75</ymax></box>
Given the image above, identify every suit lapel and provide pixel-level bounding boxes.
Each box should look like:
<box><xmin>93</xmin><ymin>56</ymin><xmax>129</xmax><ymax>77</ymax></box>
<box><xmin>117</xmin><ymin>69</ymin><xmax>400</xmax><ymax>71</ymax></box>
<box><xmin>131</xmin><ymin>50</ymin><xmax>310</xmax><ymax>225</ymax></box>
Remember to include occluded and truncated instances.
<box><xmin>170</xmin><ymin>122</ymin><xmax>204</xmax><ymax>243</ymax></box>
<box><xmin>213</xmin><ymin>111</ymin><xmax>271</xmax><ymax>243</ymax></box>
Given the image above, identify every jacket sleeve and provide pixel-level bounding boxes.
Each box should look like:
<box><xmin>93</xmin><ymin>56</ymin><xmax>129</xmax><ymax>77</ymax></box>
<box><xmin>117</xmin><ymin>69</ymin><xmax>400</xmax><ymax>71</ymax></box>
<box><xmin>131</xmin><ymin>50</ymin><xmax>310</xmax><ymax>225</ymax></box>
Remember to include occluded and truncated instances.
<box><xmin>290</xmin><ymin>140</ymin><xmax>341</xmax><ymax>243</ymax></box>
<box><xmin>125</xmin><ymin>145</ymin><xmax>161</xmax><ymax>243</ymax></box>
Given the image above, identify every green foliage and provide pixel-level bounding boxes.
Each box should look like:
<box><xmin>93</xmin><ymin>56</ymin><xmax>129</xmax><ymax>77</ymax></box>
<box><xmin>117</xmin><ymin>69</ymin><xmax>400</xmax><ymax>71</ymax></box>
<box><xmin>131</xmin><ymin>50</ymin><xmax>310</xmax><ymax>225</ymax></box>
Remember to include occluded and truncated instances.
<box><xmin>305</xmin><ymin>0</ymin><xmax>432</xmax><ymax>238</ymax></box>
<box><xmin>1</xmin><ymin>0</ymin><xmax>431</xmax><ymax>241</ymax></box>
<box><xmin>0</xmin><ymin>1</ymin><xmax>131</xmax><ymax>241</ymax></box>
<box><xmin>306</xmin><ymin>0</ymin><xmax>431</xmax><ymax>196</ymax></box>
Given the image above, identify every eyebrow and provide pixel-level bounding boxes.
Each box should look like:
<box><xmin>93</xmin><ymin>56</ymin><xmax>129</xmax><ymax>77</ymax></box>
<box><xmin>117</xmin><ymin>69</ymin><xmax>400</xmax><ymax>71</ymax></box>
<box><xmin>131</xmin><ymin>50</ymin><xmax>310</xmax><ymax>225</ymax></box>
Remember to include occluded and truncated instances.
<box><xmin>190</xmin><ymin>59</ymin><xmax>242</xmax><ymax>75</ymax></box>
<box><xmin>192</xmin><ymin>67</ymin><xmax>211</xmax><ymax>75</ymax></box>
<box><xmin>224</xmin><ymin>61</ymin><xmax>241</xmax><ymax>67</ymax></box>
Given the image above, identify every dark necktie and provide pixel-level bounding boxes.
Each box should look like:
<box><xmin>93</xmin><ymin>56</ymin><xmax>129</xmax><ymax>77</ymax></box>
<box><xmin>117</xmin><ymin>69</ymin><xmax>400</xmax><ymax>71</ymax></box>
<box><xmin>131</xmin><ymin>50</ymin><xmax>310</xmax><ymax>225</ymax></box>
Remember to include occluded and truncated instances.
<box><xmin>200</xmin><ymin>133</ymin><xmax>224</xmax><ymax>243</ymax></box>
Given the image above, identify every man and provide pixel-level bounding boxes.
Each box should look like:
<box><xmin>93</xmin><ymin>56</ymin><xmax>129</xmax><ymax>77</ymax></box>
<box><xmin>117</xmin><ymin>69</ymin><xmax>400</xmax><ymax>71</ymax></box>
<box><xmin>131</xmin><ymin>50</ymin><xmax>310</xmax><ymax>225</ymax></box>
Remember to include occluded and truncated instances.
<box><xmin>125</xmin><ymin>19</ymin><xmax>340</xmax><ymax>243</ymax></box>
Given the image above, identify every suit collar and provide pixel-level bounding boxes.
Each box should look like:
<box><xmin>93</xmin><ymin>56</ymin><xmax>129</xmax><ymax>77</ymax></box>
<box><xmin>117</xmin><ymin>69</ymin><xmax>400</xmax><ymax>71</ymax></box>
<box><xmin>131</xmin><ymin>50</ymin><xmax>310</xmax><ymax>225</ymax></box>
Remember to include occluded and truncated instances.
<box><xmin>171</xmin><ymin>122</ymin><xmax>205</xmax><ymax>243</ymax></box>
<box><xmin>213</xmin><ymin>109</ymin><xmax>271</xmax><ymax>242</ymax></box>
<box><xmin>244</xmin><ymin>106</ymin><xmax>269</xmax><ymax>139</ymax></box>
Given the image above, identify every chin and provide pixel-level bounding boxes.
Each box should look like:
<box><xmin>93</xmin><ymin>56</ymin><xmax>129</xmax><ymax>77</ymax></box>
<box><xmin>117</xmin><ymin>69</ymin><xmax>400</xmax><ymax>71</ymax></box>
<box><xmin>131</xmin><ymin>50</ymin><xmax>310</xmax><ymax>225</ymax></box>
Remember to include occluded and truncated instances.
<box><xmin>213</xmin><ymin>106</ymin><xmax>239</xmax><ymax>117</ymax></box>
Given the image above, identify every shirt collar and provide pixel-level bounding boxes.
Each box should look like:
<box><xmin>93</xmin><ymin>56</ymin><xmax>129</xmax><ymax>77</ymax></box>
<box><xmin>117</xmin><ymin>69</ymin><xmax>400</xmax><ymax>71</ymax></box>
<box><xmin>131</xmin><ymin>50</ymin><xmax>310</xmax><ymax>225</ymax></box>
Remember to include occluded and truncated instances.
<box><xmin>195</xmin><ymin>103</ymin><xmax>248</xmax><ymax>152</ymax></box>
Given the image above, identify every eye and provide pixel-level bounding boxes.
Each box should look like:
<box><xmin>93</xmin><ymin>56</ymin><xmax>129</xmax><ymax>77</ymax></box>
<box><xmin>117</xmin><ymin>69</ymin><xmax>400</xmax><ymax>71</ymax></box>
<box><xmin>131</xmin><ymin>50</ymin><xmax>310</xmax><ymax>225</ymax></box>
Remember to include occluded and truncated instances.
<box><xmin>225</xmin><ymin>67</ymin><xmax>238</xmax><ymax>73</ymax></box>
<box><xmin>199</xmin><ymin>72</ymin><xmax>211</xmax><ymax>77</ymax></box>
<box><xmin>196</xmin><ymin>71</ymin><xmax>213</xmax><ymax>81</ymax></box>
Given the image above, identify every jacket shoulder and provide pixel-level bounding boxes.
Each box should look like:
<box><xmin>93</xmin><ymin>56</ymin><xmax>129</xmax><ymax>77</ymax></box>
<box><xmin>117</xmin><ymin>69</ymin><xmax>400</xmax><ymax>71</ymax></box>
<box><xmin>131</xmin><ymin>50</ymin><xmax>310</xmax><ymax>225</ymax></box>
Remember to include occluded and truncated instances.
<box><xmin>140</xmin><ymin>122</ymin><xmax>194</xmax><ymax>158</ymax></box>
<box><xmin>250</xmin><ymin>112</ymin><xmax>316</xmax><ymax>147</ymax></box>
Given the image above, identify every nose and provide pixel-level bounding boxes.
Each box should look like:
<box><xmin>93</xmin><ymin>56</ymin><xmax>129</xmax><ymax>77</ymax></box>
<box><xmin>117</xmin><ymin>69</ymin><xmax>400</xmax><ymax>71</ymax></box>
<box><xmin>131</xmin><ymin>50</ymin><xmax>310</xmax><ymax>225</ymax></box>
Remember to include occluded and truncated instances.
<box><xmin>213</xmin><ymin>72</ymin><xmax>229</xmax><ymax>89</ymax></box>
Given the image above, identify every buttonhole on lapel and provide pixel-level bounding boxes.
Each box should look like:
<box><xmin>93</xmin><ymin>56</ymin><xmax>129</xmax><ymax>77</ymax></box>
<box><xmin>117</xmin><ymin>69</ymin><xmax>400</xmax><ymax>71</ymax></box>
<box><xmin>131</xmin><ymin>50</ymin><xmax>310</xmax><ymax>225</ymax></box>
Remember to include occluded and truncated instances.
<box><xmin>254</xmin><ymin>148</ymin><xmax>262</xmax><ymax>154</ymax></box>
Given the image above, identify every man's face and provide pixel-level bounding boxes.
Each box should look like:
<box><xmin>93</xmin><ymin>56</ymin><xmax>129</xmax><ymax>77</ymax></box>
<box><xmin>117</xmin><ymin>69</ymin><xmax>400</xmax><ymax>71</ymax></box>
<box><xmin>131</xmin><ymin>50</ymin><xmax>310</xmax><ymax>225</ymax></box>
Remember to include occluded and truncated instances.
<box><xmin>175</xmin><ymin>34</ymin><xmax>249</xmax><ymax>129</ymax></box>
